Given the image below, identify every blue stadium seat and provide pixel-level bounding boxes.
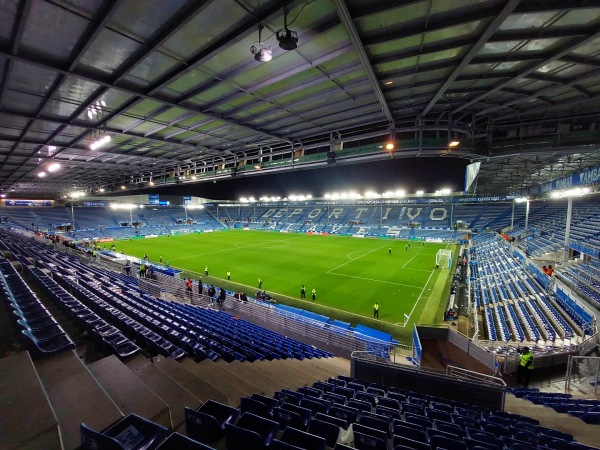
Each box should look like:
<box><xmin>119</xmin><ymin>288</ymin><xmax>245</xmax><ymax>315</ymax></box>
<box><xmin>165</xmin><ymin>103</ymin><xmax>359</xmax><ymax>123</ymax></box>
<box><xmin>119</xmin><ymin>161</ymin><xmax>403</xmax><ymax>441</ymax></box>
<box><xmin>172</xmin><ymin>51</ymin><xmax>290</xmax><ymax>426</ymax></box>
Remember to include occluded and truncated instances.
<box><xmin>280</xmin><ymin>403</ymin><xmax>311</xmax><ymax>429</ymax></box>
<box><xmin>185</xmin><ymin>401</ymin><xmax>239</xmax><ymax>443</ymax></box>
<box><xmin>155</xmin><ymin>433</ymin><xmax>214</xmax><ymax>450</ymax></box>
<box><xmin>301</xmin><ymin>397</ymin><xmax>331</xmax><ymax>416</ymax></box>
<box><xmin>273</xmin><ymin>407</ymin><xmax>306</xmax><ymax>431</ymax></box>
<box><xmin>240</xmin><ymin>397</ymin><xmax>272</xmax><ymax>419</ymax></box>
<box><xmin>278</xmin><ymin>426</ymin><xmax>326</xmax><ymax>450</ymax></box>
<box><xmin>80</xmin><ymin>414</ymin><xmax>170</xmax><ymax>450</ymax></box>
<box><xmin>323</xmin><ymin>392</ymin><xmax>347</xmax><ymax>405</ymax></box>
<box><xmin>359</xmin><ymin>414</ymin><xmax>390</xmax><ymax>436</ymax></box>
<box><xmin>271</xmin><ymin>440</ymin><xmax>304</xmax><ymax>450</ymax></box>
<box><xmin>21</xmin><ymin>328</ymin><xmax>75</xmax><ymax>359</ymax></box>
<box><xmin>392</xmin><ymin>436</ymin><xmax>432</xmax><ymax>450</ymax></box>
<box><xmin>298</xmin><ymin>386</ymin><xmax>322</xmax><ymax>398</ymax></box>
<box><xmin>393</xmin><ymin>423</ymin><xmax>427</xmax><ymax>443</ymax></box>
<box><xmin>347</xmin><ymin>398</ymin><xmax>372</xmax><ymax>414</ymax></box>
<box><xmin>353</xmin><ymin>424</ymin><xmax>388</xmax><ymax>450</ymax></box>
<box><xmin>375</xmin><ymin>405</ymin><xmax>402</xmax><ymax>421</ymax></box>
<box><xmin>309</xmin><ymin>418</ymin><xmax>341</xmax><ymax>447</ymax></box>
<box><xmin>378</xmin><ymin>397</ymin><xmax>400</xmax><ymax>410</ymax></box>
<box><xmin>276</xmin><ymin>389</ymin><xmax>303</xmax><ymax>406</ymax></box>
<box><xmin>250</xmin><ymin>393</ymin><xmax>279</xmax><ymax>415</ymax></box>
<box><xmin>224</xmin><ymin>412</ymin><xmax>279</xmax><ymax>450</ymax></box>
<box><xmin>429</xmin><ymin>434</ymin><xmax>466</xmax><ymax>450</ymax></box>
<box><xmin>314</xmin><ymin>412</ymin><xmax>349</xmax><ymax>430</ymax></box>
<box><xmin>355</xmin><ymin>392</ymin><xmax>378</xmax><ymax>406</ymax></box>
<box><xmin>329</xmin><ymin>404</ymin><xmax>359</xmax><ymax>424</ymax></box>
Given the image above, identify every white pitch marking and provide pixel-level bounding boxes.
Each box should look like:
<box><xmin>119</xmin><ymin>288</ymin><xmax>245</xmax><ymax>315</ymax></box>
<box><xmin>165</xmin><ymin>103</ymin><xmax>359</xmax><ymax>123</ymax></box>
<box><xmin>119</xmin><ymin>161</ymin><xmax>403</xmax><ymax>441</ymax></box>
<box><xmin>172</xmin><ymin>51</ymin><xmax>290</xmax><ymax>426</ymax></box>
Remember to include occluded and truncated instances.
<box><xmin>327</xmin><ymin>245</ymin><xmax>386</xmax><ymax>273</ymax></box>
<box><xmin>402</xmin><ymin>268</ymin><xmax>437</xmax><ymax>327</ymax></box>
<box><xmin>326</xmin><ymin>272</ymin><xmax>423</xmax><ymax>289</ymax></box>
<box><xmin>402</xmin><ymin>253</ymin><xmax>418</xmax><ymax>269</ymax></box>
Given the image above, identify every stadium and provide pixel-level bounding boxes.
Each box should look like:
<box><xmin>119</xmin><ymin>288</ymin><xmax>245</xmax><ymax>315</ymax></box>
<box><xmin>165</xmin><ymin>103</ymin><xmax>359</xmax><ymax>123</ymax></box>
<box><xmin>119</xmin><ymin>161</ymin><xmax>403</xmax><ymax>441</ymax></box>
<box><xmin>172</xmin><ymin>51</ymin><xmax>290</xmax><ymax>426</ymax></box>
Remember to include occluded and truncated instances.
<box><xmin>0</xmin><ymin>0</ymin><xmax>600</xmax><ymax>449</ymax></box>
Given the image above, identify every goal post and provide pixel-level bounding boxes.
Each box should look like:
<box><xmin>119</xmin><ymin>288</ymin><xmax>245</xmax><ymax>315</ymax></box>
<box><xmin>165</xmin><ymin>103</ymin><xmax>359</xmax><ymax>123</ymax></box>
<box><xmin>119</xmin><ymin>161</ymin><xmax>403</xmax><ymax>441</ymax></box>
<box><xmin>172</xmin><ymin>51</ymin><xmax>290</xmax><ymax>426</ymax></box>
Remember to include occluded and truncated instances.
<box><xmin>436</xmin><ymin>249</ymin><xmax>453</xmax><ymax>269</ymax></box>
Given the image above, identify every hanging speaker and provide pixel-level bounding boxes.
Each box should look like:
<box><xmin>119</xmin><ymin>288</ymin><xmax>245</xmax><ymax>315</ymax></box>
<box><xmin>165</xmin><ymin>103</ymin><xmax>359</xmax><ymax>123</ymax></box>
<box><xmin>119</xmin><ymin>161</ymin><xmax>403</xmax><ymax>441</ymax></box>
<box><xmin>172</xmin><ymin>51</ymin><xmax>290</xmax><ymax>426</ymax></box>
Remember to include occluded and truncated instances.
<box><xmin>327</xmin><ymin>151</ymin><xmax>336</xmax><ymax>164</ymax></box>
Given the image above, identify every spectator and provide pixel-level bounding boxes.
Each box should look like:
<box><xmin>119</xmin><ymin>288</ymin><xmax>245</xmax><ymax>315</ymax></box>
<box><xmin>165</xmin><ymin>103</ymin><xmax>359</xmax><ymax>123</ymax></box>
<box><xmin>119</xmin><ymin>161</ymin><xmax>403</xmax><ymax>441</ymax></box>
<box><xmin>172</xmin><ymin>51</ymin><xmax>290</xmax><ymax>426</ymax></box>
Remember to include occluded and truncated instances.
<box><xmin>198</xmin><ymin>279</ymin><xmax>203</xmax><ymax>295</ymax></box>
<box><xmin>546</xmin><ymin>265</ymin><xmax>554</xmax><ymax>276</ymax></box>
<box><xmin>185</xmin><ymin>278</ymin><xmax>193</xmax><ymax>299</ymax></box>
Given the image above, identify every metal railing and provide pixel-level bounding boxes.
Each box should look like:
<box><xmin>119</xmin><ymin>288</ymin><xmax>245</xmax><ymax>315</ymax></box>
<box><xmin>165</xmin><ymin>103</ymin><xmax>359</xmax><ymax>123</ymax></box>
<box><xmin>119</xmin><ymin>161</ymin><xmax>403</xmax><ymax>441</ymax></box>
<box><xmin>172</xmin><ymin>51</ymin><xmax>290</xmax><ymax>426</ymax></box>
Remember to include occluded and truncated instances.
<box><xmin>446</xmin><ymin>365</ymin><xmax>507</xmax><ymax>388</ymax></box>
<box><xmin>565</xmin><ymin>355</ymin><xmax>600</xmax><ymax>395</ymax></box>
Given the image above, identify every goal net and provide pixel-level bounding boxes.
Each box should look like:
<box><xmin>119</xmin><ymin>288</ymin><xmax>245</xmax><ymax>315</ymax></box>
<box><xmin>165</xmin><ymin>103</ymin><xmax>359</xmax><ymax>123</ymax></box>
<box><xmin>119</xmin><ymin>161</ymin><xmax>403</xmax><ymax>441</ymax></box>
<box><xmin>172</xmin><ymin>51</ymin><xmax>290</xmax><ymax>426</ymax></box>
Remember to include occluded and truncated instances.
<box><xmin>436</xmin><ymin>249</ymin><xmax>453</xmax><ymax>269</ymax></box>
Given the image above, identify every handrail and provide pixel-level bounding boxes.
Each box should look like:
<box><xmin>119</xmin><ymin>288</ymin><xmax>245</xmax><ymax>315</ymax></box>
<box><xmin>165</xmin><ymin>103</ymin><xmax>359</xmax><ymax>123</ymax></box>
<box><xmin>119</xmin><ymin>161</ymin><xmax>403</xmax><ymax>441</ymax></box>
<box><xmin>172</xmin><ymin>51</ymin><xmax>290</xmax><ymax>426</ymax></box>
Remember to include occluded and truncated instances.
<box><xmin>445</xmin><ymin>364</ymin><xmax>506</xmax><ymax>387</ymax></box>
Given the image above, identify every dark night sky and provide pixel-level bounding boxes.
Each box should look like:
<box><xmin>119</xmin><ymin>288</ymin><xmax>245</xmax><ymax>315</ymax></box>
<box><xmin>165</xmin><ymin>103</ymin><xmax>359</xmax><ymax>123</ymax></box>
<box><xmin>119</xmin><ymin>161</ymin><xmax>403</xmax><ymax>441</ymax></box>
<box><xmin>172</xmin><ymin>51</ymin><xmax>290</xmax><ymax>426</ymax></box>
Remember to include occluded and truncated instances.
<box><xmin>143</xmin><ymin>157</ymin><xmax>470</xmax><ymax>201</ymax></box>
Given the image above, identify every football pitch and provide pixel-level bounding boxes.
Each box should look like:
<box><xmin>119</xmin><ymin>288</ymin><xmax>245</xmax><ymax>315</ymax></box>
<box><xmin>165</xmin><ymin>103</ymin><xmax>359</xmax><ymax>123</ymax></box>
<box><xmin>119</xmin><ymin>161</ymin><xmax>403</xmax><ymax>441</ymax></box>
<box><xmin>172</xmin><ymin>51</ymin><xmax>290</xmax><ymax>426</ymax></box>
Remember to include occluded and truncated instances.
<box><xmin>117</xmin><ymin>230</ymin><xmax>457</xmax><ymax>338</ymax></box>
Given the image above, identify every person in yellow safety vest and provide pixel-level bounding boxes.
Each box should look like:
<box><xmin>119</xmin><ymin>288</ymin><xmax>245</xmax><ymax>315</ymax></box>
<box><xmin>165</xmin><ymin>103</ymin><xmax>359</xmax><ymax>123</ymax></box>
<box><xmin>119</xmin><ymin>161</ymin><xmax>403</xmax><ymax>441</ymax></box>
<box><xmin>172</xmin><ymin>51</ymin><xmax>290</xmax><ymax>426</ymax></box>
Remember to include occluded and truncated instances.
<box><xmin>373</xmin><ymin>303</ymin><xmax>379</xmax><ymax>318</ymax></box>
<box><xmin>227</xmin><ymin>271</ymin><xmax>231</xmax><ymax>280</ymax></box>
<box><xmin>517</xmin><ymin>346</ymin><xmax>534</xmax><ymax>388</ymax></box>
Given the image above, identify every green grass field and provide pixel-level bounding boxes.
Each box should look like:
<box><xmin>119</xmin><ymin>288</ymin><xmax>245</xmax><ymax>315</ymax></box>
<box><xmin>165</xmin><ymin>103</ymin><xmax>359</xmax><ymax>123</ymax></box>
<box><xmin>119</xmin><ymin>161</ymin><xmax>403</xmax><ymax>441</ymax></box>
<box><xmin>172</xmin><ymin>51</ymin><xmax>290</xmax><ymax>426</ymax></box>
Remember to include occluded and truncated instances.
<box><xmin>116</xmin><ymin>230</ymin><xmax>457</xmax><ymax>341</ymax></box>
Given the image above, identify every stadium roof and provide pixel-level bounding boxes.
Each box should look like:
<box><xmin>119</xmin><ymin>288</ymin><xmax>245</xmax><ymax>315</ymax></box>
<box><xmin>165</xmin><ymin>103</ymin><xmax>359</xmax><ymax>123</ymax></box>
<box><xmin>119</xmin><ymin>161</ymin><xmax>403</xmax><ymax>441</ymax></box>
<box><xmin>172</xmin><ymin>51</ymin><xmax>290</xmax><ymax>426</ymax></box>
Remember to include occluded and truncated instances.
<box><xmin>1</xmin><ymin>0</ymin><xmax>600</xmax><ymax>198</ymax></box>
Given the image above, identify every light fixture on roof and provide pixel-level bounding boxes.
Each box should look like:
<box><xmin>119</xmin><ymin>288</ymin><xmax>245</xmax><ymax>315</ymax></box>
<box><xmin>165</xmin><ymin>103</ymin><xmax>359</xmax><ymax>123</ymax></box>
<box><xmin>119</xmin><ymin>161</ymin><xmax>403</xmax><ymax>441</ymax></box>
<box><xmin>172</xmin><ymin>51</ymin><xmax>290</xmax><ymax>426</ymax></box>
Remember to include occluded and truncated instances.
<box><xmin>89</xmin><ymin>134</ymin><xmax>111</xmax><ymax>150</ymax></box>
<box><xmin>38</xmin><ymin>171</ymin><xmax>47</xmax><ymax>178</ymax></box>
<box><xmin>251</xmin><ymin>24</ymin><xmax>272</xmax><ymax>62</ymax></box>
<box><xmin>276</xmin><ymin>9</ymin><xmax>298</xmax><ymax>50</ymax></box>
<box><xmin>448</xmin><ymin>140</ymin><xmax>460</xmax><ymax>147</ymax></box>
<box><xmin>48</xmin><ymin>162</ymin><xmax>61</xmax><ymax>173</ymax></box>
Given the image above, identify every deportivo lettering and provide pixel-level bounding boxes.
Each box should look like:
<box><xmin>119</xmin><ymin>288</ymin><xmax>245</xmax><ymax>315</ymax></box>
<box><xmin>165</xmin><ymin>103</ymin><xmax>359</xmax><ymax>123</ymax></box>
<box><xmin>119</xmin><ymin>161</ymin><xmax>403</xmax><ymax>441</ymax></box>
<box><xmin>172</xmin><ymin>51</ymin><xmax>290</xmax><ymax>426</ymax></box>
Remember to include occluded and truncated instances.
<box><xmin>430</xmin><ymin>207</ymin><xmax>447</xmax><ymax>221</ymax></box>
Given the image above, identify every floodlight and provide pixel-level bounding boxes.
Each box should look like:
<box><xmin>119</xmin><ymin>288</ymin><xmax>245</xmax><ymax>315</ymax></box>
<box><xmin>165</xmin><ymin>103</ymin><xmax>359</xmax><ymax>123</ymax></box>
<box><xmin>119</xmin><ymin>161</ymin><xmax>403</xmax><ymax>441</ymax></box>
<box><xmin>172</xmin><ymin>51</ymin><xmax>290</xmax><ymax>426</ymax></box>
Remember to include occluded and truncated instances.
<box><xmin>99</xmin><ymin>188</ymin><xmax>105</xmax><ymax>193</ymax></box>
<box><xmin>416</xmin><ymin>190</ymin><xmax>424</xmax><ymax>196</ymax></box>
<box><xmin>276</xmin><ymin>28</ymin><xmax>298</xmax><ymax>50</ymax></box>
<box><xmin>47</xmin><ymin>163</ymin><xmax>61</xmax><ymax>172</ymax></box>
<box><xmin>90</xmin><ymin>134</ymin><xmax>111</xmax><ymax>150</ymax></box>
<box><xmin>120</xmin><ymin>185</ymin><xmax>126</xmax><ymax>190</ymax></box>
<box><xmin>448</xmin><ymin>140</ymin><xmax>460</xmax><ymax>147</ymax></box>
<box><xmin>251</xmin><ymin>24</ymin><xmax>272</xmax><ymax>62</ymax></box>
<box><xmin>47</xmin><ymin>145</ymin><xmax>57</xmax><ymax>151</ymax></box>
<box><xmin>385</xmin><ymin>142</ymin><xmax>395</xmax><ymax>151</ymax></box>
<box><xmin>38</xmin><ymin>171</ymin><xmax>46</xmax><ymax>178</ymax></box>
<box><xmin>514</xmin><ymin>197</ymin><xmax>529</xmax><ymax>203</ymax></box>
<box><xmin>276</xmin><ymin>10</ymin><xmax>298</xmax><ymax>50</ymax></box>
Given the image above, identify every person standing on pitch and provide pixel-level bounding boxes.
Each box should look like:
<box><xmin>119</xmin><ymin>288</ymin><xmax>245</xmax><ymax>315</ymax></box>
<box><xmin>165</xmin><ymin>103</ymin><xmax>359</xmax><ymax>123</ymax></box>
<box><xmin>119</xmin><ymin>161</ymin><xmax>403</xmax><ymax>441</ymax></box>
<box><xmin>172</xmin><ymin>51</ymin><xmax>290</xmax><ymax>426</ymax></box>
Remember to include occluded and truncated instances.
<box><xmin>205</xmin><ymin>265</ymin><xmax>209</xmax><ymax>276</ymax></box>
<box><xmin>258</xmin><ymin>277</ymin><xmax>263</xmax><ymax>288</ymax></box>
<box><xmin>388</xmin><ymin>247</ymin><xmax>392</xmax><ymax>255</ymax></box>
<box><xmin>373</xmin><ymin>302</ymin><xmax>379</xmax><ymax>318</ymax></box>
<box><xmin>311</xmin><ymin>288</ymin><xmax>316</xmax><ymax>301</ymax></box>
<box><xmin>227</xmin><ymin>271</ymin><xmax>231</xmax><ymax>280</ymax></box>
<box><xmin>301</xmin><ymin>285</ymin><xmax>306</xmax><ymax>298</ymax></box>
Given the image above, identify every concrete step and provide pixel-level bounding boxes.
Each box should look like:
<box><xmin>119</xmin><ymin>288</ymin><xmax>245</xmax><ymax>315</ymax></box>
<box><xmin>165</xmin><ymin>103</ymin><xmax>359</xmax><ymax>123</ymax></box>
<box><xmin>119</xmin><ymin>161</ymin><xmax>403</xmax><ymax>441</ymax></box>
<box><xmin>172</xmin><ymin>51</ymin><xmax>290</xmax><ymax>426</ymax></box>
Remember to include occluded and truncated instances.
<box><xmin>153</xmin><ymin>357</ymin><xmax>228</xmax><ymax>405</ymax></box>
<box><xmin>126</xmin><ymin>355</ymin><xmax>201</xmax><ymax>430</ymax></box>
<box><xmin>88</xmin><ymin>355</ymin><xmax>171</xmax><ymax>429</ymax></box>
<box><xmin>219</xmin><ymin>360</ymin><xmax>284</xmax><ymax>397</ymax></box>
<box><xmin>276</xmin><ymin>358</ymin><xmax>324</xmax><ymax>384</ymax></box>
<box><xmin>180</xmin><ymin>358</ymin><xmax>262</xmax><ymax>407</ymax></box>
<box><xmin>34</xmin><ymin>350</ymin><xmax>123</xmax><ymax>450</ymax></box>
<box><xmin>250</xmin><ymin>358</ymin><xmax>310</xmax><ymax>388</ymax></box>
<box><xmin>0</xmin><ymin>351</ymin><xmax>61</xmax><ymax>450</ymax></box>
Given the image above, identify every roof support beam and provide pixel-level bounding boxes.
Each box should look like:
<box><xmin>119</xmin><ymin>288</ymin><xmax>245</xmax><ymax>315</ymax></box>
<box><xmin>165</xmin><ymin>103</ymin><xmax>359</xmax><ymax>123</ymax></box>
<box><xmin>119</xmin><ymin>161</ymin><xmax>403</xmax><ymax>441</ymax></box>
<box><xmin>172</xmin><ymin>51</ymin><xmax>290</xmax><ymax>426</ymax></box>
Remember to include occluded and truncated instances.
<box><xmin>478</xmin><ymin>68</ymin><xmax>600</xmax><ymax>115</ymax></box>
<box><xmin>420</xmin><ymin>0</ymin><xmax>521</xmax><ymax>117</ymax></box>
<box><xmin>333</xmin><ymin>0</ymin><xmax>393</xmax><ymax>125</ymax></box>
<box><xmin>454</xmin><ymin>30</ymin><xmax>600</xmax><ymax>114</ymax></box>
